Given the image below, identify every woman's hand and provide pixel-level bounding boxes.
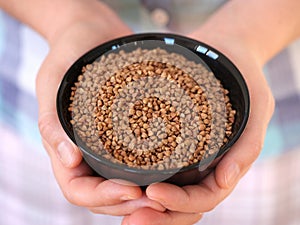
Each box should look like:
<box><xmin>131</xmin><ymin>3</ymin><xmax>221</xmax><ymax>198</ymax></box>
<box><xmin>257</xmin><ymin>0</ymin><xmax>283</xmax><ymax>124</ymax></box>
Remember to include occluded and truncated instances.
<box><xmin>122</xmin><ymin>28</ymin><xmax>275</xmax><ymax>225</ymax></box>
<box><xmin>36</xmin><ymin>5</ymin><xmax>165</xmax><ymax>216</ymax></box>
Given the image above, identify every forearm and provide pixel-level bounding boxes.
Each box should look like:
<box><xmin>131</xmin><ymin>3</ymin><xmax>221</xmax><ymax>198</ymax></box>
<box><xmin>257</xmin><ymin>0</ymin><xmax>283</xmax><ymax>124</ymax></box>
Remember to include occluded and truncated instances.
<box><xmin>192</xmin><ymin>0</ymin><xmax>300</xmax><ymax>66</ymax></box>
<box><xmin>0</xmin><ymin>0</ymin><xmax>128</xmax><ymax>44</ymax></box>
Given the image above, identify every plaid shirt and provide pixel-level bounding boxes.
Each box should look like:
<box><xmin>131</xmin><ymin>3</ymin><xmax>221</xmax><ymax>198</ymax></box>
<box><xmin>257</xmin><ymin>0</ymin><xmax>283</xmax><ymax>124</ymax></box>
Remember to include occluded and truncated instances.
<box><xmin>1</xmin><ymin>1</ymin><xmax>300</xmax><ymax>224</ymax></box>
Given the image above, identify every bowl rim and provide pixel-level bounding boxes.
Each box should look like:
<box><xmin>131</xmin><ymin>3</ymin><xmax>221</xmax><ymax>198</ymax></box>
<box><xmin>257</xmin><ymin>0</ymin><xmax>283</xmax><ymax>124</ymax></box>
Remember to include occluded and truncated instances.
<box><xmin>56</xmin><ymin>32</ymin><xmax>250</xmax><ymax>175</ymax></box>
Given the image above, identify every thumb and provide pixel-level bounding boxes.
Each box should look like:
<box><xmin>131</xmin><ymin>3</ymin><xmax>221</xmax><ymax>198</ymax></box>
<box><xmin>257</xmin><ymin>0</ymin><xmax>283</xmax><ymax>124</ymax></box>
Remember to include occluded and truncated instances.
<box><xmin>36</xmin><ymin>52</ymin><xmax>82</xmax><ymax>168</ymax></box>
<box><xmin>38</xmin><ymin>111</ymin><xmax>82</xmax><ymax>168</ymax></box>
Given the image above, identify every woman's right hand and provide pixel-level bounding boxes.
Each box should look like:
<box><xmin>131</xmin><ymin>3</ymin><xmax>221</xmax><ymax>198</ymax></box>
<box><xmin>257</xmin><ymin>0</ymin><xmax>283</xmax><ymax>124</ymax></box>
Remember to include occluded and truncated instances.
<box><xmin>36</xmin><ymin>1</ymin><xmax>165</xmax><ymax>216</ymax></box>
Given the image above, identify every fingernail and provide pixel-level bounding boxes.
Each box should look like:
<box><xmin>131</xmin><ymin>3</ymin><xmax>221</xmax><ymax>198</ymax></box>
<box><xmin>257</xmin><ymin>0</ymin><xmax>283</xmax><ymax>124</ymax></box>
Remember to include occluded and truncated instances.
<box><xmin>120</xmin><ymin>195</ymin><xmax>137</xmax><ymax>201</ymax></box>
<box><xmin>57</xmin><ymin>141</ymin><xmax>75</xmax><ymax>167</ymax></box>
<box><xmin>225</xmin><ymin>162</ymin><xmax>240</xmax><ymax>187</ymax></box>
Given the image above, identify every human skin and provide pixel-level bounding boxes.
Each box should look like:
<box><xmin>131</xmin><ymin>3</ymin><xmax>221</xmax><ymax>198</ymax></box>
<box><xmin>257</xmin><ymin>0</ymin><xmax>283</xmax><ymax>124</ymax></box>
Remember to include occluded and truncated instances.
<box><xmin>1</xmin><ymin>0</ymin><xmax>300</xmax><ymax>224</ymax></box>
<box><xmin>125</xmin><ymin>0</ymin><xmax>299</xmax><ymax>224</ymax></box>
<box><xmin>0</xmin><ymin>0</ymin><xmax>165</xmax><ymax>216</ymax></box>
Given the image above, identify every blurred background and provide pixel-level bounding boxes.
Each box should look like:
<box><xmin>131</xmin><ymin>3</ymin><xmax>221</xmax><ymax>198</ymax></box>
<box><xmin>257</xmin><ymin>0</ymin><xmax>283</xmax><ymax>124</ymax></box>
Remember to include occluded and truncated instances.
<box><xmin>1</xmin><ymin>1</ymin><xmax>300</xmax><ymax>224</ymax></box>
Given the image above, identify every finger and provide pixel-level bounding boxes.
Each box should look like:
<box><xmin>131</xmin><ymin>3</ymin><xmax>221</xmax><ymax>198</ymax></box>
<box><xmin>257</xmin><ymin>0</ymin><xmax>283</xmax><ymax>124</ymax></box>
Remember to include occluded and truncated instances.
<box><xmin>39</xmin><ymin>112</ymin><xmax>82</xmax><ymax>168</ymax></box>
<box><xmin>43</xmin><ymin>140</ymin><xmax>143</xmax><ymax>207</ymax></box>
<box><xmin>215</xmin><ymin>68</ymin><xmax>275</xmax><ymax>189</ymax></box>
<box><xmin>35</xmin><ymin>30</ymin><xmax>105</xmax><ymax>167</ymax></box>
<box><xmin>122</xmin><ymin>208</ymin><xmax>203</xmax><ymax>225</ymax></box>
<box><xmin>36</xmin><ymin>49</ymin><xmax>83</xmax><ymax>167</ymax></box>
<box><xmin>146</xmin><ymin>175</ymin><xmax>228</xmax><ymax>213</ymax></box>
<box><xmin>89</xmin><ymin>194</ymin><xmax>166</xmax><ymax>216</ymax></box>
<box><xmin>66</xmin><ymin>177</ymin><xmax>142</xmax><ymax>207</ymax></box>
<box><xmin>36</xmin><ymin>31</ymin><xmax>103</xmax><ymax>167</ymax></box>
<box><xmin>36</xmin><ymin>26</ymin><xmax>132</xmax><ymax>167</ymax></box>
<box><xmin>147</xmin><ymin>72</ymin><xmax>275</xmax><ymax>213</ymax></box>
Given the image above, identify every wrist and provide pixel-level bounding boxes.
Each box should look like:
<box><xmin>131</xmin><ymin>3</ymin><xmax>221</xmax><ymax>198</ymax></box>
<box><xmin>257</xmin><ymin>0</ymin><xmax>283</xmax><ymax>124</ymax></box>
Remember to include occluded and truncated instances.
<box><xmin>189</xmin><ymin>27</ymin><xmax>262</xmax><ymax>70</ymax></box>
<box><xmin>190</xmin><ymin>0</ymin><xmax>300</xmax><ymax>67</ymax></box>
<box><xmin>45</xmin><ymin>0</ymin><xmax>130</xmax><ymax>46</ymax></box>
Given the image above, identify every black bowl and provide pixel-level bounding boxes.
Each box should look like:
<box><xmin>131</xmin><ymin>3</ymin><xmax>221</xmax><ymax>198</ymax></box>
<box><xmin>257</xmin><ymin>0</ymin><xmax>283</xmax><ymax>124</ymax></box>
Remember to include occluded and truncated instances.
<box><xmin>57</xmin><ymin>33</ymin><xmax>250</xmax><ymax>186</ymax></box>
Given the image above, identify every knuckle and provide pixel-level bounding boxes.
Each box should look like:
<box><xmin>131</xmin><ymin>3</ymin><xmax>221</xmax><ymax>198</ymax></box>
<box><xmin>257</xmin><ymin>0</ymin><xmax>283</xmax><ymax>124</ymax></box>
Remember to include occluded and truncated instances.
<box><xmin>191</xmin><ymin>198</ymin><xmax>216</xmax><ymax>213</ymax></box>
<box><xmin>38</xmin><ymin>113</ymin><xmax>62</xmax><ymax>148</ymax></box>
<box><xmin>203</xmin><ymin>203</ymin><xmax>216</xmax><ymax>213</ymax></box>
<box><xmin>88</xmin><ymin>207</ymin><xmax>99</xmax><ymax>214</ymax></box>
<box><xmin>38</xmin><ymin>116</ymin><xmax>51</xmax><ymax>137</ymax></box>
<box><xmin>190</xmin><ymin>213</ymin><xmax>203</xmax><ymax>224</ymax></box>
<box><xmin>246</xmin><ymin>139</ymin><xmax>264</xmax><ymax>165</ymax></box>
<box><xmin>247</xmin><ymin>138</ymin><xmax>264</xmax><ymax>162</ymax></box>
<box><xmin>63</xmin><ymin>190</ymin><xmax>80</xmax><ymax>206</ymax></box>
<box><xmin>253</xmin><ymin>139</ymin><xmax>264</xmax><ymax>153</ymax></box>
<box><xmin>264</xmin><ymin>89</ymin><xmax>275</xmax><ymax>115</ymax></box>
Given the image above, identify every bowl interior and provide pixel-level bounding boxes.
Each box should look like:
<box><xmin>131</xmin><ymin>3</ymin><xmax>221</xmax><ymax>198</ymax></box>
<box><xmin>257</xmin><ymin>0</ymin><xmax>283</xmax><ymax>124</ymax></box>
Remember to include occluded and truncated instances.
<box><xmin>57</xmin><ymin>33</ymin><xmax>249</xmax><ymax>179</ymax></box>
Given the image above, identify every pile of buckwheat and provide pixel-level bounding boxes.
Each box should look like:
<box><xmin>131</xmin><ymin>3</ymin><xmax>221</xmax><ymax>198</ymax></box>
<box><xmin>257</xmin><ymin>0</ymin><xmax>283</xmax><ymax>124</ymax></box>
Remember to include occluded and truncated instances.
<box><xmin>68</xmin><ymin>48</ymin><xmax>236</xmax><ymax>170</ymax></box>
